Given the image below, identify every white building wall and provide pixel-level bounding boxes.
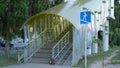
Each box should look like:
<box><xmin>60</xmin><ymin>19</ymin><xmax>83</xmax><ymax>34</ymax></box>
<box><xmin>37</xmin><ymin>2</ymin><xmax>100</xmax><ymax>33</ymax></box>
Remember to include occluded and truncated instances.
<box><xmin>61</xmin><ymin>0</ymin><xmax>114</xmax><ymax>65</ymax></box>
<box><xmin>72</xmin><ymin>27</ymin><xmax>85</xmax><ymax>65</ymax></box>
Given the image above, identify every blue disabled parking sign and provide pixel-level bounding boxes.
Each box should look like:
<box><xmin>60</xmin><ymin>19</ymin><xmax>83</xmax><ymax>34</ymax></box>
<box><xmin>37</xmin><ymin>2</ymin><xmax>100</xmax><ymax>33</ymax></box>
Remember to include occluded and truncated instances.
<box><xmin>80</xmin><ymin>11</ymin><xmax>91</xmax><ymax>24</ymax></box>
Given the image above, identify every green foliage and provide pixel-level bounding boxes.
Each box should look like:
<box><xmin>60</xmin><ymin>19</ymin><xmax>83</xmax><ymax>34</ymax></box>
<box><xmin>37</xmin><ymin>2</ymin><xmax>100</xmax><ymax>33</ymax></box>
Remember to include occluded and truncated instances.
<box><xmin>90</xmin><ymin>11</ymin><xmax>94</xmax><ymax>15</ymax></box>
<box><xmin>83</xmin><ymin>7</ymin><xmax>88</xmax><ymax>10</ymax></box>
<box><xmin>0</xmin><ymin>0</ymin><xmax>64</xmax><ymax>58</ymax></box>
<box><xmin>10</xmin><ymin>0</ymin><xmax>29</xmax><ymax>34</ymax></box>
<box><xmin>0</xmin><ymin>0</ymin><xmax>29</xmax><ymax>36</ymax></box>
<box><xmin>92</xmin><ymin>36</ymin><xmax>102</xmax><ymax>45</ymax></box>
<box><xmin>102</xmin><ymin>1</ymin><xmax>106</xmax><ymax>3</ymax></box>
<box><xmin>97</xmin><ymin>11</ymin><xmax>102</xmax><ymax>14</ymax></box>
<box><xmin>37</xmin><ymin>0</ymin><xmax>48</xmax><ymax>12</ymax></box>
<box><xmin>94</xmin><ymin>11</ymin><xmax>97</xmax><ymax>13</ymax></box>
<box><xmin>0</xmin><ymin>0</ymin><xmax>9</xmax><ymax>13</ymax></box>
<box><xmin>93</xmin><ymin>38</ymin><xmax>100</xmax><ymax>43</ymax></box>
<box><xmin>0</xmin><ymin>0</ymin><xmax>64</xmax><ymax>36</ymax></box>
<box><xmin>109</xmin><ymin>0</ymin><xmax>120</xmax><ymax>47</ymax></box>
<box><xmin>54</xmin><ymin>0</ymin><xmax>64</xmax><ymax>5</ymax></box>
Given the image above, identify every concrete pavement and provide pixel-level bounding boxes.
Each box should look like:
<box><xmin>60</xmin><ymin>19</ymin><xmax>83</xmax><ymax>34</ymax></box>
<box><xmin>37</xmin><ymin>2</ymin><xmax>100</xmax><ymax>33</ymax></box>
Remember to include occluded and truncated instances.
<box><xmin>2</xmin><ymin>63</ymin><xmax>71</xmax><ymax>68</ymax></box>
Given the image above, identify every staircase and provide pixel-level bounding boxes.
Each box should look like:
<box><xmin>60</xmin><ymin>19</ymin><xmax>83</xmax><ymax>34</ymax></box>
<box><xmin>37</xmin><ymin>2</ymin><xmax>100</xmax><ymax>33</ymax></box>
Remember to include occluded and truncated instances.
<box><xmin>28</xmin><ymin>40</ymin><xmax>54</xmax><ymax>64</ymax></box>
<box><xmin>29</xmin><ymin>47</ymin><xmax>52</xmax><ymax>64</ymax></box>
<box><xmin>28</xmin><ymin>25</ymin><xmax>73</xmax><ymax>65</ymax></box>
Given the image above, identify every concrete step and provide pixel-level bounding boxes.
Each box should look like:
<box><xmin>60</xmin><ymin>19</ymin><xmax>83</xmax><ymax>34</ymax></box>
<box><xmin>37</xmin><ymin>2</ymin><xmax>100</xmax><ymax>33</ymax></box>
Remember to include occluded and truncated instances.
<box><xmin>43</xmin><ymin>41</ymin><xmax>56</xmax><ymax>48</ymax></box>
<box><xmin>41</xmin><ymin>47</ymin><xmax>52</xmax><ymax>50</ymax></box>
<box><xmin>29</xmin><ymin>58</ymin><xmax>50</xmax><ymax>64</ymax></box>
<box><xmin>38</xmin><ymin>48</ymin><xmax>52</xmax><ymax>53</ymax></box>
<box><xmin>33</xmin><ymin>53</ymin><xmax>52</xmax><ymax>58</ymax></box>
<box><xmin>42</xmin><ymin>45</ymin><xmax>54</xmax><ymax>49</ymax></box>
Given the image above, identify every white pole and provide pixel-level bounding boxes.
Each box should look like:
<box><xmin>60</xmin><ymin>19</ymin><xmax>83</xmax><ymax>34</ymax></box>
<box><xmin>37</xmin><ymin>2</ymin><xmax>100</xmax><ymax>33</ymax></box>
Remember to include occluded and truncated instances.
<box><xmin>85</xmin><ymin>24</ymin><xmax>87</xmax><ymax>68</ymax></box>
<box><xmin>93</xmin><ymin>13</ymin><xmax>98</xmax><ymax>54</ymax></box>
<box><xmin>23</xmin><ymin>26</ymin><xmax>27</xmax><ymax>43</ymax></box>
<box><xmin>103</xmin><ymin>20</ymin><xmax>109</xmax><ymax>51</ymax></box>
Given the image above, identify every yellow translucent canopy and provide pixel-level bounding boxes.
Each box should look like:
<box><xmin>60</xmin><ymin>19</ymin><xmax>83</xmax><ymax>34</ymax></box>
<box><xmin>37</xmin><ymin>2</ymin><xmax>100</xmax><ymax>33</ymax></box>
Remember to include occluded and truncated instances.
<box><xmin>23</xmin><ymin>0</ymin><xmax>102</xmax><ymax>30</ymax></box>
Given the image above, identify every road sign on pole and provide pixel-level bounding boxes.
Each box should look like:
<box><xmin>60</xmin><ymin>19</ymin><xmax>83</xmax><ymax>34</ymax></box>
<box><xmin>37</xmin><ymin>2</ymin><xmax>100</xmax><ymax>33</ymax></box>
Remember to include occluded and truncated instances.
<box><xmin>80</xmin><ymin>11</ymin><xmax>91</xmax><ymax>24</ymax></box>
<box><xmin>80</xmin><ymin>11</ymin><xmax>91</xmax><ymax>68</ymax></box>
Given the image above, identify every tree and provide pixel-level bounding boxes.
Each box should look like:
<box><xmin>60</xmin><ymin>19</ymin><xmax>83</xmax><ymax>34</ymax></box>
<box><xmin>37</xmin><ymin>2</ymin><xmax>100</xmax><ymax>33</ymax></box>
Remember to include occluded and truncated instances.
<box><xmin>0</xmin><ymin>0</ymin><xmax>29</xmax><ymax>58</ymax></box>
<box><xmin>28</xmin><ymin>0</ymin><xmax>48</xmax><ymax>16</ymax></box>
<box><xmin>0</xmin><ymin>0</ymin><xmax>64</xmax><ymax>58</ymax></box>
<box><xmin>28</xmin><ymin>0</ymin><xmax>65</xmax><ymax>16</ymax></box>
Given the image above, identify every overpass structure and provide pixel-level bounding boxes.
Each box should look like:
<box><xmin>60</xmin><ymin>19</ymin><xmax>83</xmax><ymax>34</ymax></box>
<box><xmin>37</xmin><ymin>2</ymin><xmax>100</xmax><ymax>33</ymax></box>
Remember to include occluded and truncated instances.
<box><xmin>19</xmin><ymin>0</ymin><xmax>115</xmax><ymax>65</ymax></box>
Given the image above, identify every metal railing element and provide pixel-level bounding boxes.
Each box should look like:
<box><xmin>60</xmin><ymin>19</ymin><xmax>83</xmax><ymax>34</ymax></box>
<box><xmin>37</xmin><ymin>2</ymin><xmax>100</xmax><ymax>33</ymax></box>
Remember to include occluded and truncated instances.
<box><xmin>18</xmin><ymin>30</ymin><xmax>47</xmax><ymax>63</ymax></box>
<box><xmin>52</xmin><ymin>31</ymin><xmax>70</xmax><ymax>61</ymax></box>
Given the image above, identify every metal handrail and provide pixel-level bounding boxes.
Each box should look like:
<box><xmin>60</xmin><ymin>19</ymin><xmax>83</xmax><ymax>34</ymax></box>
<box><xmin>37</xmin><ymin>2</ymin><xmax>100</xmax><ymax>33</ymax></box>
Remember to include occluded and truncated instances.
<box><xmin>52</xmin><ymin>31</ymin><xmax>70</xmax><ymax>60</ymax></box>
<box><xmin>18</xmin><ymin>29</ymin><xmax>47</xmax><ymax>63</ymax></box>
<box><xmin>56</xmin><ymin>44</ymin><xmax>72</xmax><ymax>65</ymax></box>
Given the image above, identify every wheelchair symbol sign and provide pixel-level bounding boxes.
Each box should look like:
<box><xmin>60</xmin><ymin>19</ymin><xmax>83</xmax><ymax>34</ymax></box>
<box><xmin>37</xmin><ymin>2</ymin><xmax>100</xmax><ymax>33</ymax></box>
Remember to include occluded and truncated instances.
<box><xmin>80</xmin><ymin>11</ymin><xmax>91</xmax><ymax>24</ymax></box>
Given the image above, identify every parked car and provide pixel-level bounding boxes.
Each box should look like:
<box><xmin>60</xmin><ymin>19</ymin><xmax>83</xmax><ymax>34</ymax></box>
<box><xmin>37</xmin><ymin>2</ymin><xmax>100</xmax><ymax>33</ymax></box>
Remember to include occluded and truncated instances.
<box><xmin>10</xmin><ymin>36</ymin><xmax>26</xmax><ymax>48</ymax></box>
<box><xmin>0</xmin><ymin>37</ymin><xmax>13</xmax><ymax>47</ymax></box>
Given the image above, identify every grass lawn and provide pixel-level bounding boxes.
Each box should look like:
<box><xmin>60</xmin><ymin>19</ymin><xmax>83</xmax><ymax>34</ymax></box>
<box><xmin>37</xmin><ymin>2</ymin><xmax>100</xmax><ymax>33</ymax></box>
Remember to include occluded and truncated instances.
<box><xmin>0</xmin><ymin>54</ymin><xmax>17</xmax><ymax>67</ymax></box>
<box><xmin>74</xmin><ymin>46</ymin><xmax>120</xmax><ymax>68</ymax></box>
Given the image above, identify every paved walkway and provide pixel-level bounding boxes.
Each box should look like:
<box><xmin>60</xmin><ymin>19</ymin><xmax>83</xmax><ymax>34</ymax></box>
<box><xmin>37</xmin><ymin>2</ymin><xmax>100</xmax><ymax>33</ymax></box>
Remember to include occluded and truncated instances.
<box><xmin>90</xmin><ymin>50</ymin><xmax>120</xmax><ymax>68</ymax></box>
<box><xmin>2</xmin><ymin>63</ymin><xmax>71</xmax><ymax>68</ymax></box>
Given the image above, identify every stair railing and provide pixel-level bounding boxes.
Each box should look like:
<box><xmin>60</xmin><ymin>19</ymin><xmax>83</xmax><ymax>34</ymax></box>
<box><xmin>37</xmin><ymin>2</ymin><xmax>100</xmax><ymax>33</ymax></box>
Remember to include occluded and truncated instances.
<box><xmin>52</xmin><ymin>31</ymin><xmax>70</xmax><ymax>61</ymax></box>
<box><xmin>18</xmin><ymin>30</ymin><xmax>47</xmax><ymax>63</ymax></box>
